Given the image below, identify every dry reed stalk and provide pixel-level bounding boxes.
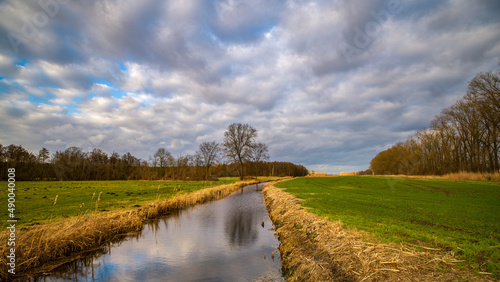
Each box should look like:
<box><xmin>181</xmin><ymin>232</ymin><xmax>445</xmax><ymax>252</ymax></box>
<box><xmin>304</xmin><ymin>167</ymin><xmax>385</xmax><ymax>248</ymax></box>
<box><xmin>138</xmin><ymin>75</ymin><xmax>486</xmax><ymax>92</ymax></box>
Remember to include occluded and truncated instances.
<box><xmin>95</xmin><ymin>192</ymin><xmax>103</xmax><ymax>214</ymax></box>
<box><xmin>78</xmin><ymin>203</ymin><xmax>84</xmax><ymax>216</ymax></box>
<box><xmin>49</xmin><ymin>195</ymin><xmax>58</xmax><ymax>222</ymax></box>
<box><xmin>0</xmin><ymin>179</ymin><xmax>264</xmax><ymax>280</ymax></box>
<box><xmin>156</xmin><ymin>185</ymin><xmax>161</xmax><ymax>201</ymax></box>
<box><xmin>262</xmin><ymin>182</ymin><xmax>486</xmax><ymax>281</ymax></box>
<box><xmin>87</xmin><ymin>192</ymin><xmax>96</xmax><ymax>213</ymax></box>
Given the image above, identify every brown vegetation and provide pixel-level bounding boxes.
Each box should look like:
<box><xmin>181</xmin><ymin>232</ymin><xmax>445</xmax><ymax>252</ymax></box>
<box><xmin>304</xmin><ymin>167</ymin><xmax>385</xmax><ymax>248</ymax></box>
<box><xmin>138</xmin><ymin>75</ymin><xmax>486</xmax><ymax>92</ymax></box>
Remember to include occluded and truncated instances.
<box><xmin>443</xmin><ymin>171</ymin><xmax>500</xmax><ymax>182</ymax></box>
<box><xmin>367</xmin><ymin>172</ymin><xmax>500</xmax><ymax>182</ymax></box>
<box><xmin>0</xmin><ymin>180</ymin><xmax>262</xmax><ymax>280</ymax></box>
<box><xmin>262</xmin><ymin>182</ymin><xmax>488</xmax><ymax>281</ymax></box>
<box><xmin>370</xmin><ymin>70</ymin><xmax>499</xmax><ymax>176</ymax></box>
<box><xmin>307</xmin><ymin>172</ymin><xmax>328</xmax><ymax>177</ymax></box>
<box><xmin>0</xmin><ymin>143</ymin><xmax>308</xmax><ymax>181</ymax></box>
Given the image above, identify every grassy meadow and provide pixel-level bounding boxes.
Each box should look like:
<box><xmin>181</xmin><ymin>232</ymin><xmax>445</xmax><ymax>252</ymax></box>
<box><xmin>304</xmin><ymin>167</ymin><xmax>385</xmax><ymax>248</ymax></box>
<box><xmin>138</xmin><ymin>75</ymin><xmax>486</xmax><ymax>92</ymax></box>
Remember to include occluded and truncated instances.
<box><xmin>1</xmin><ymin>178</ymin><xmax>251</xmax><ymax>228</ymax></box>
<box><xmin>275</xmin><ymin>176</ymin><xmax>500</xmax><ymax>276</ymax></box>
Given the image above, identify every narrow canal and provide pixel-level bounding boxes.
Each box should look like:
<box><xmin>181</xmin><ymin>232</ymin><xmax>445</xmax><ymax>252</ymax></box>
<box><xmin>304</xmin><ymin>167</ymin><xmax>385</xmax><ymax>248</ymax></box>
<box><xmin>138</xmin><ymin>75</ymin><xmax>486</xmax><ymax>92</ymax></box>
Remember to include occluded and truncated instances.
<box><xmin>32</xmin><ymin>183</ymin><xmax>283</xmax><ymax>281</ymax></box>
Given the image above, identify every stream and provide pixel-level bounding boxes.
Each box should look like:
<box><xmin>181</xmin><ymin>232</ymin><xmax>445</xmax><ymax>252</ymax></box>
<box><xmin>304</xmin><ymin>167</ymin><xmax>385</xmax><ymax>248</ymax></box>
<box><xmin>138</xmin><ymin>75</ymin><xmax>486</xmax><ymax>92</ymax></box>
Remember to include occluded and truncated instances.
<box><xmin>30</xmin><ymin>182</ymin><xmax>283</xmax><ymax>281</ymax></box>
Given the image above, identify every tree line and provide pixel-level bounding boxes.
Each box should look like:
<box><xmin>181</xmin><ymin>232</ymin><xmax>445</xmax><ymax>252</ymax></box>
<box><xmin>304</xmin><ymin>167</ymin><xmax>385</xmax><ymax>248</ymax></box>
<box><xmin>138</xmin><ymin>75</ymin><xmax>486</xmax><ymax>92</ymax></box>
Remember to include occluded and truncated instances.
<box><xmin>370</xmin><ymin>70</ymin><xmax>499</xmax><ymax>175</ymax></box>
<box><xmin>0</xmin><ymin>123</ymin><xmax>308</xmax><ymax>181</ymax></box>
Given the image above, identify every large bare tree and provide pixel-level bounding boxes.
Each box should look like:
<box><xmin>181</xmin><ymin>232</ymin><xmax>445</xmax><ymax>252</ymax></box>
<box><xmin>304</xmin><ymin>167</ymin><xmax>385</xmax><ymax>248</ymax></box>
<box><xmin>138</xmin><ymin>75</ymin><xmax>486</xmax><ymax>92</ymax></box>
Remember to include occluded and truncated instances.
<box><xmin>223</xmin><ymin>123</ymin><xmax>257</xmax><ymax>180</ymax></box>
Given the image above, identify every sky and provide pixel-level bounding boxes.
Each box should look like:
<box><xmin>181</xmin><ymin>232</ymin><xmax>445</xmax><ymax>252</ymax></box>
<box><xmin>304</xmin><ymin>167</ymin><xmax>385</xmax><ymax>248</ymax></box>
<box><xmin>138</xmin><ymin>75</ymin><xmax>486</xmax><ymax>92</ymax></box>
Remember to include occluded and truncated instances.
<box><xmin>0</xmin><ymin>0</ymin><xmax>499</xmax><ymax>174</ymax></box>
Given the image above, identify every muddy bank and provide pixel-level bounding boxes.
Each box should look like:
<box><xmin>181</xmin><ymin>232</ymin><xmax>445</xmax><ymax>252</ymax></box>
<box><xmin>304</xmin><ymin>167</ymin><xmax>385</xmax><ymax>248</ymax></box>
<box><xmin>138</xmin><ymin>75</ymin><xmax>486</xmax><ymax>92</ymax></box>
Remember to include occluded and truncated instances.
<box><xmin>262</xmin><ymin>182</ymin><xmax>485</xmax><ymax>281</ymax></box>
<box><xmin>0</xmin><ymin>180</ymin><xmax>264</xmax><ymax>280</ymax></box>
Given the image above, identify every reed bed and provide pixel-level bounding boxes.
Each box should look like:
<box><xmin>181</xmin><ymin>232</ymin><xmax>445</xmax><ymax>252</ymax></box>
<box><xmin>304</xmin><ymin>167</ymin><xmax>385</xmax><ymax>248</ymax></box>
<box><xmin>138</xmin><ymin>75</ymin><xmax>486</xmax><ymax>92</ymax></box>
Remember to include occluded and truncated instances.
<box><xmin>262</xmin><ymin>182</ymin><xmax>489</xmax><ymax>281</ymax></box>
<box><xmin>0</xmin><ymin>180</ymin><xmax>261</xmax><ymax>280</ymax></box>
<box><xmin>442</xmin><ymin>171</ymin><xmax>500</xmax><ymax>182</ymax></box>
<box><xmin>371</xmin><ymin>172</ymin><xmax>500</xmax><ymax>182</ymax></box>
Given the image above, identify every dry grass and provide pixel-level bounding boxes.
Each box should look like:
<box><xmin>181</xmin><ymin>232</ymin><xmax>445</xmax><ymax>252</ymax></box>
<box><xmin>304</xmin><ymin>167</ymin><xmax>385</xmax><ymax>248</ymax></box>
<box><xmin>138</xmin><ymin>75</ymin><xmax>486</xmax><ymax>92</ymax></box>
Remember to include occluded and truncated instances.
<box><xmin>442</xmin><ymin>171</ymin><xmax>500</xmax><ymax>182</ymax></box>
<box><xmin>262</xmin><ymin>182</ymin><xmax>492</xmax><ymax>281</ymax></box>
<box><xmin>370</xmin><ymin>172</ymin><xmax>500</xmax><ymax>182</ymax></box>
<box><xmin>307</xmin><ymin>172</ymin><xmax>328</xmax><ymax>177</ymax></box>
<box><xmin>0</xmin><ymin>180</ymin><xmax>262</xmax><ymax>280</ymax></box>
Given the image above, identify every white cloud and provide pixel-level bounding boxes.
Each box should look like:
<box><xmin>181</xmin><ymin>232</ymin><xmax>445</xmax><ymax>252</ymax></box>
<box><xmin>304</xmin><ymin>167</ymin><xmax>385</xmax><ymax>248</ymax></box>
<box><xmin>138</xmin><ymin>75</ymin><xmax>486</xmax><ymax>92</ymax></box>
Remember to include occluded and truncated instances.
<box><xmin>43</xmin><ymin>139</ymin><xmax>64</xmax><ymax>146</ymax></box>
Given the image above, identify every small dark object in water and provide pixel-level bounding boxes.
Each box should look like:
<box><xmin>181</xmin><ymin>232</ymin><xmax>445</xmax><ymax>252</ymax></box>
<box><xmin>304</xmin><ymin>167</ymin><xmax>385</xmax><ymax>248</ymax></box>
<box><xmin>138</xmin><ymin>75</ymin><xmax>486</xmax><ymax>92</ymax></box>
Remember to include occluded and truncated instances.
<box><xmin>261</xmin><ymin>221</ymin><xmax>265</xmax><ymax>228</ymax></box>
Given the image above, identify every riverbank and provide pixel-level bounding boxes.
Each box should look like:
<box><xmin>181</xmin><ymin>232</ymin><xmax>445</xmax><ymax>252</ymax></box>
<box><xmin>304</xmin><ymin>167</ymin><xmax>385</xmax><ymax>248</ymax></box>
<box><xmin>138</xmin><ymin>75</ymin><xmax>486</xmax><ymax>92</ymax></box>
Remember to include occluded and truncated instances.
<box><xmin>262</xmin><ymin>181</ymin><xmax>486</xmax><ymax>281</ymax></box>
<box><xmin>0</xmin><ymin>179</ymin><xmax>266</xmax><ymax>280</ymax></box>
<box><xmin>1</xmin><ymin>178</ymin><xmax>244</xmax><ymax>229</ymax></box>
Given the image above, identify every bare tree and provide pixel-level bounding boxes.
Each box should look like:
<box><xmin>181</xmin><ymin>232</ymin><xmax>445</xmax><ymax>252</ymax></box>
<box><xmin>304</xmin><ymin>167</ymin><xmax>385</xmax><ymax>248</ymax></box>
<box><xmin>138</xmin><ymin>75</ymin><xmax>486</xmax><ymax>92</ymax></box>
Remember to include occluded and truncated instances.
<box><xmin>172</xmin><ymin>155</ymin><xmax>191</xmax><ymax>180</ymax></box>
<box><xmin>153</xmin><ymin>148</ymin><xmax>174</xmax><ymax>179</ymax></box>
<box><xmin>38</xmin><ymin>148</ymin><xmax>50</xmax><ymax>163</ymax></box>
<box><xmin>197</xmin><ymin>141</ymin><xmax>220</xmax><ymax>180</ymax></box>
<box><xmin>223</xmin><ymin>123</ymin><xmax>257</xmax><ymax>180</ymax></box>
<box><xmin>466</xmin><ymin>71</ymin><xmax>500</xmax><ymax>172</ymax></box>
<box><xmin>153</xmin><ymin>148</ymin><xmax>173</xmax><ymax>168</ymax></box>
<box><xmin>248</xmin><ymin>143</ymin><xmax>270</xmax><ymax>163</ymax></box>
<box><xmin>87</xmin><ymin>148</ymin><xmax>108</xmax><ymax>180</ymax></box>
<box><xmin>467</xmin><ymin>71</ymin><xmax>500</xmax><ymax>113</ymax></box>
<box><xmin>52</xmin><ymin>147</ymin><xmax>86</xmax><ymax>180</ymax></box>
<box><xmin>38</xmin><ymin>147</ymin><xmax>50</xmax><ymax>180</ymax></box>
<box><xmin>247</xmin><ymin>142</ymin><xmax>270</xmax><ymax>176</ymax></box>
<box><xmin>0</xmin><ymin>144</ymin><xmax>4</xmax><ymax>163</ymax></box>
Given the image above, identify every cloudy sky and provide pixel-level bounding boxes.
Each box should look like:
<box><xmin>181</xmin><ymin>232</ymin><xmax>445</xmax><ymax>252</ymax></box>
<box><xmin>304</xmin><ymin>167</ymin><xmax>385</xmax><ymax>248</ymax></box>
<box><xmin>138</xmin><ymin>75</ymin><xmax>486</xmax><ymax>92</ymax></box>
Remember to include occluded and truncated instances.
<box><xmin>1</xmin><ymin>0</ymin><xmax>499</xmax><ymax>174</ymax></box>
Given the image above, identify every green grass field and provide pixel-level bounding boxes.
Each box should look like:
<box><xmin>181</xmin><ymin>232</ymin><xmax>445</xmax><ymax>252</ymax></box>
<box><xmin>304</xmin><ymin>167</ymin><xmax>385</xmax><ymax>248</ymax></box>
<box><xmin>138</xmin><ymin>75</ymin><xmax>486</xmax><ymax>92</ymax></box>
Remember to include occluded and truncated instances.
<box><xmin>1</xmin><ymin>178</ymin><xmax>247</xmax><ymax>228</ymax></box>
<box><xmin>275</xmin><ymin>176</ymin><xmax>500</xmax><ymax>276</ymax></box>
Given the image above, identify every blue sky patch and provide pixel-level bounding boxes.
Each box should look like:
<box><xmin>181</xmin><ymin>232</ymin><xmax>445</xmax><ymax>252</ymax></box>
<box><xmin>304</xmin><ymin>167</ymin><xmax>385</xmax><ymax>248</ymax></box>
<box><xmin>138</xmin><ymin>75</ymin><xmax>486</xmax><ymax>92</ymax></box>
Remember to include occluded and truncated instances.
<box><xmin>14</xmin><ymin>58</ymin><xmax>28</xmax><ymax>67</ymax></box>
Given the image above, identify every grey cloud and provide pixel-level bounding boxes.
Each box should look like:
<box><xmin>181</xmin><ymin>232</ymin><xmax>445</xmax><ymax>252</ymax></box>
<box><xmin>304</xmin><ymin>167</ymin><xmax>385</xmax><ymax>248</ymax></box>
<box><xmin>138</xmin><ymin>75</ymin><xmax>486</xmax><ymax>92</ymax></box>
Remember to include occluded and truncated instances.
<box><xmin>209</xmin><ymin>0</ymin><xmax>285</xmax><ymax>43</ymax></box>
<box><xmin>5</xmin><ymin>106</ymin><xmax>27</xmax><ymax>118</ymax></box>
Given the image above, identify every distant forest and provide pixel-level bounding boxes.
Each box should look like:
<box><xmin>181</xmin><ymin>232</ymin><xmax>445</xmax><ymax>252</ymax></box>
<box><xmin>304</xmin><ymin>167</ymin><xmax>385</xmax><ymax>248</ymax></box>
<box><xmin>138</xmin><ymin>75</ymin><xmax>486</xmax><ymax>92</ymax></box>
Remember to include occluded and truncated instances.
<box><xmin>1</xmin><ymin>122</ymin><xmax>309</xmax><ymax>181</ymax></box>
<box><xmin>370</xmin><ymin>70</ymin><xmax>499</xmax><ymax>175</ymax></box>
<box><xmin>0</xmin><ymin>144</ymin><xmax>308</xmax><ymax>181</ymax></box>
